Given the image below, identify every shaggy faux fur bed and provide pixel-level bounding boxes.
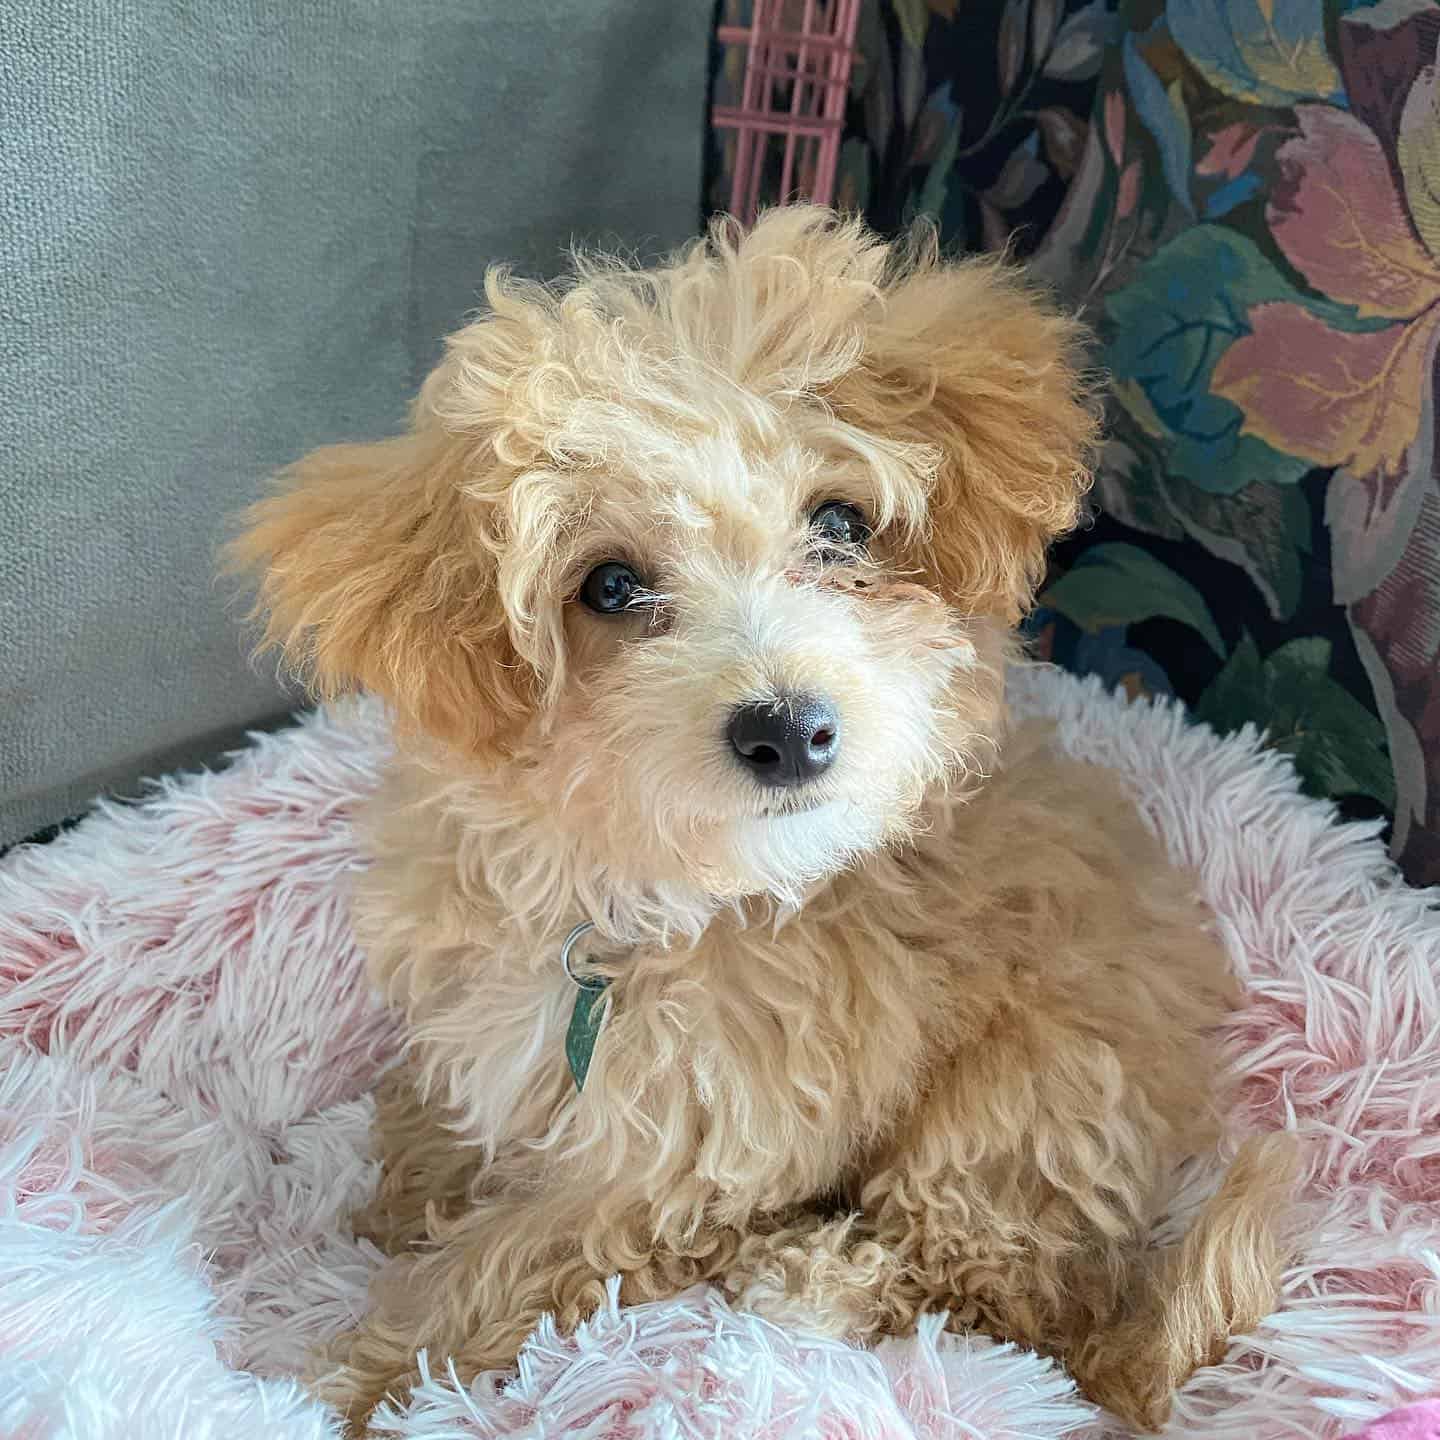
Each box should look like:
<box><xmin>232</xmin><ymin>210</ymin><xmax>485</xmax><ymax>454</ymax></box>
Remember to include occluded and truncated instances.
<box><xmin>1</xmin><ymin>668</ymin><xmax>1437</xmax><ymax>1438</ymax></box>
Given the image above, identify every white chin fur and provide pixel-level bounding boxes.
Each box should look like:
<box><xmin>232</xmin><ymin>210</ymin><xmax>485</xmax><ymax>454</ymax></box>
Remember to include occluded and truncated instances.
<box><xmin>727</xmin><ymin>800</ymin><xmax>889</xmax><ymax>903</ymax></box>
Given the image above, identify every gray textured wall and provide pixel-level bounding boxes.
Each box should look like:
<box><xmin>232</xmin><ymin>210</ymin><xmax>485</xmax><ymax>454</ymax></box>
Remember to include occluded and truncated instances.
<box><xmin>0</xmin><ymin>0</ymin><xmax>710</xmax><ymax>846</ymax></box>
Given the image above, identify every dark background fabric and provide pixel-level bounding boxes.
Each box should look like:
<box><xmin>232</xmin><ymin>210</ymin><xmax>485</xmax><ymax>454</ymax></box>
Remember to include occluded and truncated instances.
<box><xmin>1</xmin><ymin>0</ymin><xmax>712</xmax><ymax>849</ymax></box>
<box><xmin>710</xmin><ymin>0</ymin><xmax>1440</xmax><ymax>886</ymax></box>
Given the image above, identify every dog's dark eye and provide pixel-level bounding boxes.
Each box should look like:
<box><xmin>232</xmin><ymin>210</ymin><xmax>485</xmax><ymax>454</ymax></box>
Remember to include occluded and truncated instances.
<box><xmin>580</xmin><ymin>561</ymin><xmax>645</xmax><ymax>615</ymax></box>
<box><xmin>809</xmin><ymin>501</ymin><xmax>871</xmax><ymax>557</ymax></box>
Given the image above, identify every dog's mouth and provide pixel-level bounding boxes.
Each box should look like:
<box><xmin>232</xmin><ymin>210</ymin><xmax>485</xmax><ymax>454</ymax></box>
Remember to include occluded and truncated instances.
<box><xmin>757</xmin><ymin>794</ymin><xmax>833</xmax><ymax>819</ymax></box>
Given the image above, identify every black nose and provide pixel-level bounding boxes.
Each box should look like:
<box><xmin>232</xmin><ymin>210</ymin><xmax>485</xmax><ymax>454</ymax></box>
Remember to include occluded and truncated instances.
<box><xmin>726</xmin><ymin>693</ymin><xmax>840</xmax><ymax>788</ymax></box>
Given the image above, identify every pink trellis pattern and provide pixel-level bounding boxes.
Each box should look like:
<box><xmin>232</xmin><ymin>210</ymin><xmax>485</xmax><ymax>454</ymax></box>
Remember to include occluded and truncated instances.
<box><xmin>711</xmin><ymin>0</ymin><xmax>862</xmax><ymax>223</ymax></box>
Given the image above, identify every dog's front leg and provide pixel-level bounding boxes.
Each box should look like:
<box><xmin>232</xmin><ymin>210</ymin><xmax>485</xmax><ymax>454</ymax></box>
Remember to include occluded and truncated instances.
<box><xmin>316</xmin><ymin>1191</ymin><xmax>741</xmax><ymax>1433</ymax></box>
<box><xmin>349</xmin><ymin>1060</ymin><xmax>485</xmax><ymax>1257</ymax></box>
<box><xmin>316</xmin><ymin>1191</ymin><xmax>592</xmax><ymax>1429</ymax></box>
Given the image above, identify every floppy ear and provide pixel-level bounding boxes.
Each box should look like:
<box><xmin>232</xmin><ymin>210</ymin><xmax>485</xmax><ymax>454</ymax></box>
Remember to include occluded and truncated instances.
<box><xmin>226</xmin><ymin>427</ymin><xmax>537</xmax><ymax>761</ymax></box>
<box><xmin>833</xmin><ymin>240</ymin><xmax>1099</xmax><ymax>623</ymax></box>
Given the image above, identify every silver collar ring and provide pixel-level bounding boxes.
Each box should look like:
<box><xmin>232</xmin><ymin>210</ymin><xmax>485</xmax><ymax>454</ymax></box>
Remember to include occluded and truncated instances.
<box><xmin>560</xmin><ymin>921</ymin><xmax>605</xmax><ymax>990</ymax></box>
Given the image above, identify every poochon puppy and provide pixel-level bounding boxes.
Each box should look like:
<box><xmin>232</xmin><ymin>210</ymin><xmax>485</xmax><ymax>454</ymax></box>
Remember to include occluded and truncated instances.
<box><xmin>231</xmin><ymin>208</ymin><xmax>1294</xmax><ymax>1432</ymax></box>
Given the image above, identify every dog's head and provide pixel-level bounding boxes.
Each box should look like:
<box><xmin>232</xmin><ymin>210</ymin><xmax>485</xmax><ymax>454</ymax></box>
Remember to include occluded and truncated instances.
<box><xmin>231</xmin><ymin>209</ymin><xmax>1096</xmax><ymax>925</ymax></box>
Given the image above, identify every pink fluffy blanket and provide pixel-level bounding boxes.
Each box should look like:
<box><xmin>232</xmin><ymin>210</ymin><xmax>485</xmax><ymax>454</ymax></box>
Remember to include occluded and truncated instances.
<box><xmin>2</xmin><ymin>668</ymin><xmax>1437</xmax><ymax>1439</ymax></box>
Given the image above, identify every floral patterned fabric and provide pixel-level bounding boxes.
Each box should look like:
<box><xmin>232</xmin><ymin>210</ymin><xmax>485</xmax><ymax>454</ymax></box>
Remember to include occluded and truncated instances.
<box><xmin>708</xmin><ymin>0</ymin><xmax>1440</xmax><ymax>885</ymax></box>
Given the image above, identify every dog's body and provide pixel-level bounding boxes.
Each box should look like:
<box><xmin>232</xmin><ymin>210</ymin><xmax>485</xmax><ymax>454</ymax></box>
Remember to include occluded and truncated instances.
<box><xmin>233</xmin><ymin>209</ymin><xmax>1292</xmax><ymax>1431</ymax></box>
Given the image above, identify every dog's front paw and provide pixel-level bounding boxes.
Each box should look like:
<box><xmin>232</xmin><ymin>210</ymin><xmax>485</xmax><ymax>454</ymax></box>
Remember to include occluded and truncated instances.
<box><xmin>349</xmin><ymin>1195</ymin><xmax>425</xmax><ymax>1258</ymax></box>
<box><xmin>308</xmin><ymin>1330</ymin><xmax>420</xmax><ymax>1437</ymax></box>
<box><xmin>1072</xmin><ymin>1352</ymin><xmax>1175</xmax><ymax>1434</ymax></box>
